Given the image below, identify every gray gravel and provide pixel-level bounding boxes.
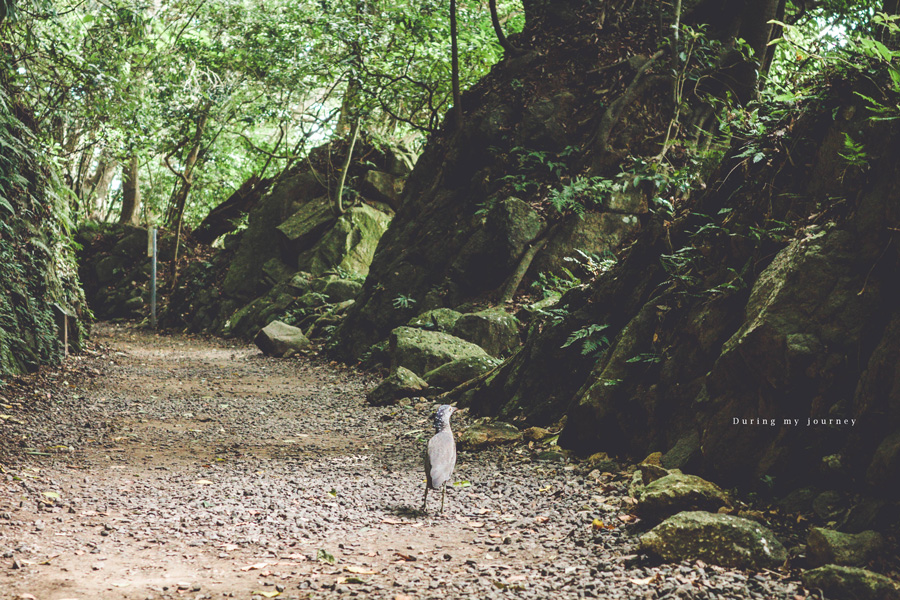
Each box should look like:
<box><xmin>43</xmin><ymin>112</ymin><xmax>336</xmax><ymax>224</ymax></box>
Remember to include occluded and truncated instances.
<box><xmin>0</xmin><ymin>322</ymin><xmax>806</xmax><ymax>599</ymax></box>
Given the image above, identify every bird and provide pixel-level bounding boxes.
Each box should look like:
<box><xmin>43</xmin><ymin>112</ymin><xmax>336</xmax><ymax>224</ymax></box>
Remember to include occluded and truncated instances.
<box><xmin>422</xmin><ymin>404</ymin><xmax>457</xmax><ymax>514</ymax></box>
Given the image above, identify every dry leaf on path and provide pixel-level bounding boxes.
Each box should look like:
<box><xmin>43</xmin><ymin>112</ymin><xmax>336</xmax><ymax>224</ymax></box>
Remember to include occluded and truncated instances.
<box><xmin>346</xmin><ymin>566</ymin><xmax>376</xmax><ymax>574</ymax></box>
<box><xmin>240</xmin><ymin>562</ymin><xmax>268</xmax><ymax>571</ymax></box>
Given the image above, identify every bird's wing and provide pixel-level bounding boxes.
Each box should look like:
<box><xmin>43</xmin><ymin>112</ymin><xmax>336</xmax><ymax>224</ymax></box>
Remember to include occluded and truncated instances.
<box><xmin>426</xmin><ymin>431</ymin><xmax>457</xmax><ymax>489</ymax></box>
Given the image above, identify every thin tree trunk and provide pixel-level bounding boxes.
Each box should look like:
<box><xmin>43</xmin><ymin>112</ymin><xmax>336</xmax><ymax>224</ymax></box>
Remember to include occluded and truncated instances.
<box><xmin>119</xmin><ymin>154</ymin><xmax>141</xmax><ymax>225</ymax></box>
<box><xmin>489</xmin><ymin>0</ymin><xmax>521</xmax><ymax>55</ymax></box>
<box><xmin>450</xmin><ymin>0</ymin><xmax>463</xmax><ymax>129</ymax></box>
<box><xmin>88</xmin><ymin>157</ymin><xmax>118</xmax><ymax>220</ymax></box>
<box><xmin>333</xmin><ymin>116</ymin><xmax>361</xmax><ymax>217</ymax></box>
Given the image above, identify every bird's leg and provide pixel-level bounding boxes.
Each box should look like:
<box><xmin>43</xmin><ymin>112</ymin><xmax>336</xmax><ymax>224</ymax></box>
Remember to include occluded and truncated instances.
<box><xmin>440</xmin><ymin>484</ymin><xmax>446</xmax><ymax>514</ymax></box>
<box><xmin>421</xmin><ymin>485</ymin><xmax>428</xmax><ymax>513</ymax></box>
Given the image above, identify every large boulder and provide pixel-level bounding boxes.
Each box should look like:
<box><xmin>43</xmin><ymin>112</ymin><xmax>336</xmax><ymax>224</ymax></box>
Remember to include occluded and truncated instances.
<box><xmin>310</xmin><ymin>275</ymin><xmax>364</xmax><ymax>303</ymax></box>
<box><xmin>408</xmin><ymin>308</ymin><xmax>464</xmax><ymax>333</ymax></box>
<box><xmin>366</xmin><ymin>367</ymin><xmax>428</xmax><ymax>406</ymax></box>
<box><xmin>424</xmin><ymin>355</ymin><xmax>502</xmax><ymax>390</ymax></box>
<box><xmin>639</xmin><ymin>511</ymin><xmax>787</xmax><ymax>570</ymax></box>
<box><xmin>635</xmin><ymin>472</ymin><xmax>732</xmax><ymax>522</ymax></box>
<box><xmin>276</xmin><ymin>196</ymin><xmax>335</xmax><ymax>250</ymax></box>
<box><xmin>807</xmin><ymin>527</ymin><xmax>885</xmax><ymax>568</ymax></box>
<box><xmin>532</xmin><ymin>212</ymin><xmax>639</xmax><ymax>277</ymax></box>
<box><xmin>449</xmin><ymin>198</ymin><xmax>544</xmax><ymax>293</ymax></box>
<box><xmin>223</xmin><ymin>171</ymin><xmax>323</xmax><ymax>301</ymax></box>
<box><xmin>296</xmin><ymin>204</ymin><xmax>391</xmax><ymax>277</ymax></box>
<box><xmin>363</xmin><ymin>170</ymin><xmax>404</xmax><ymax>209</ymax></box>
<box><xmin>801</xmin><ymin>566</ymin><xmax>900</xmax><ymax>600</ymax></box>
<box><xmin>389</xmin><ymin>327</ymin><xmax>492</xmax><ymax>376</ymax></box>
<box><xmin>451</xmin><ymin>308</ymin><xmax>521</xmax><ymax>358</ymax></box>
<box><xmin>254</xmin><ymin>320</ymin><xmax>311</xmax><ymax>357</ymax></box>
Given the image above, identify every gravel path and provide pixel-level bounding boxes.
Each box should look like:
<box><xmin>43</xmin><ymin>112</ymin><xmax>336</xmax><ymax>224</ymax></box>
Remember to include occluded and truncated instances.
<box><xmin>0</xmin><ymin>323</ymin><xmax>806</xmax><ymax>599</ymax></box>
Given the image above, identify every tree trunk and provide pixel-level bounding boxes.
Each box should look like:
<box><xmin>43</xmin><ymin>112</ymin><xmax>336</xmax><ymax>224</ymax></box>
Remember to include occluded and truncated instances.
<box><xmin>86</xmin><ymin>156</ymin><xmax>118</xmax><ymax>220</ymax></box>
<box><xmin>165</xmin><ymin>112</ymin><xmax>209</xmax><ymax>229</ymax></box>
<box><xmin>119</xmin><ymin>155</ymin><xmax>141</xmax><ymax>225</ymax></box>
<box><xmin>450</xmin><ymin>0</ymin><xmax>462</xmax><ymax>129</ymax></box>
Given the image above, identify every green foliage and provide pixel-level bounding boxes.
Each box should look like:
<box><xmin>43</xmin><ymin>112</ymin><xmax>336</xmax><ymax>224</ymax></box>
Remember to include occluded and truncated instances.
<box><xmin>561</xmin><ymin>324</ymin><xmax>610</xmax><ymax>357</ymax></box>
<box><xmin>531</xmin><ymin>266</ymin><xmax>581</xmax><ymax>298</ymax></box>
<box><xmin>3</xmin><ymin>0</ymin><xmax>524</xmax><ymax>228</ymax></box>
<box><xmin>548</xmin><ymin>176</ymin><xmax>614</xmax><ymax>217</ymax></box>
<box><xmin>0</xmin><ymin>80</ymin><xmax>85</xmax><ymax>377</ymax></box>
<box><xmin>392</xmin><ymin>294</ymin><xmax>416</xmax><ymax>310</ymax></box>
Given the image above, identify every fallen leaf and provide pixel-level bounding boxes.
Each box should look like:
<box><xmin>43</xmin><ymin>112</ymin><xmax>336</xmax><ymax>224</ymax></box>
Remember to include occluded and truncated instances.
<box><xmin>629</xmin><ymin>575</ymin><xmax>658</xmax><ymax>585</ymax></box>
<box><xmin>469</xmin><ymin>522</ymin><xmax>485</xmax><ymax>528</ymax></box>
<box><xmin>591</xmin><ymin>519</ymin><xmax>604</xmax><ymax>530</ymax></box>
<box><xmin>42</xmin><ymin>491</ymin><xmax>60</xmax><ymax>499</ymax></box>
<box><xmin>346</xmin><ymin>566</ymin><xmax>376</xmax><ymax>574</ymax></box>
<box><xmin>452</xmin><ymin>480</ymin><xmax>471</xmax><ymax>487</ymax></box>
<box><xmin>618</xmin><ymin>514</ymin><xmax>637</xmax><ymax>523</ymax></box>
<box><xmin>394</xmin><ymin>552</ymin><xmax>416</xmax><ymax>562</ymax></box>
<box><xmin>381</xmin><ymin>518</ymin><xmax>404</xmax><ymax>525</ymax></box>
<box><xmin>240</xmin><ymin>562</ymin><xmax>268</xmax><ymax>571</ymax></box>
<box><xmin>251</xmin><ymin>591</ymin><xmax>280</xmax><ymax>598</ymax></box>
<box><xmin>194</xmin><ymin>479</ymin><xmax>214</xmax><ymax>485</ymax></box>
<box><xmin>535</xmin><ymin>516</ymin><xmax>550</xmax><ymax>524</ymax></box>
<box><xmin>316</xmin><ymin>549</ymin><xmax>335</xmax><ymax>565</ymax></box>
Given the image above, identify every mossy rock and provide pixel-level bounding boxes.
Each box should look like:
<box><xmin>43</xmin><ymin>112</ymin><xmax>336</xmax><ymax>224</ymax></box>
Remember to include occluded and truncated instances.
<box><xmin>635</xmin><ymin>472</ymin><xmax>732</xmax><ymax>522</ymax></box>
<box><xmin>423</xmin><ymin>355</ymin><xmax>501</xmax><ymax>390</ymax></box>
<box><xmin>296</xmin><ymin>204</ymin><xmax>391</xmax><ymax>277</ymax></box>
<box><xmin>254</xmin><ymin>320</ymin><xmax>311</xmax><ymax>357</ymax></box>
<box><xmin>639</xmin><ymin>511</ymin><xmax>787</xmax><ymax>570</ymax></box>
<box><xmin>310</xmin><ymin>276</ymin><xmax>363</xmax><ymax>303</ymax></box>
<box><xmin>408</xmin><ymin>308</ymin><xmax>464</xmax><ymax>333</ymax></box>
<box><xmin>451</xmin><ymin>308</ymin><xmax>520</xmax><ymax>358</ymax></box>
<box><xmin>801</xmin><ymin>566</ymin><xmax>900</xmax><ymax>600</ymax></box>
<box><xmin>807</xmin><ymin>527</ymin><xmax>885</xmax><ymax>568</ymax></box>
<box><xmin>276</xmin><ymin>195</ymin><xmax>334</xmax><ymax>245</ymax></box>
<box><xmin>389</xmin><ymin>326</ymin><xmax>491</xmax><ymax>377</ymax></box>
<box><xmin>366</xmin><ymin>367</ymin><xmax>429</xmax><ymax>406</ymax></box>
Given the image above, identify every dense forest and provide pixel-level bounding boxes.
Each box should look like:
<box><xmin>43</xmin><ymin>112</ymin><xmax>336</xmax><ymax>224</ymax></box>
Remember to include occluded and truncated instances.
<box><xmin>2</xmin><ymin>0</ymin><xmax>900</xmax><ymax>597</ymax></box>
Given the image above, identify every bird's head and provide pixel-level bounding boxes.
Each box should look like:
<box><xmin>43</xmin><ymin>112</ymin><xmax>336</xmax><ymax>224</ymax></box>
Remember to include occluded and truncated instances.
<box><xmin>433</xmin><ymin>404</ymin><xmax>456</xmax><ymax>432</ymax></box>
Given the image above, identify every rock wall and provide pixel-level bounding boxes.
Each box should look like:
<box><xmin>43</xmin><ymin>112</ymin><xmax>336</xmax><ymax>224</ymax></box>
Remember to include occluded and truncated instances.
<box><xmin>77</xmin><ymin>137</ymin><xmax>407</xmax><ymax>341</ymax></box>
<box><xmin>464</xmin><ymin>74</ymin><xmax>900</xmax><ymax>500</ymax></box>
<box><xmin>0</xmin><ymin>92</ymin><xmax>86</xmax><ymax>377</ymax></box>
<box><xmin>333</xmin><ymin>5</ymin><xmax>666</xmax><ymax>361</ymax></box>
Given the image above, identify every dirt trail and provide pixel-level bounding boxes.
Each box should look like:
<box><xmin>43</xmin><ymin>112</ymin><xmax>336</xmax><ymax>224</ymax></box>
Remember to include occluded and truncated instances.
<box><xmin>0</xmin><ymin>324</ymin><xmax>803</xmax><ymax>600</ymax></box>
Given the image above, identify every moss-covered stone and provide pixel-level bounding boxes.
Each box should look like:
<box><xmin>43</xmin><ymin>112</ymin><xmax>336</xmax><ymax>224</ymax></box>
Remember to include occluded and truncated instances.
<box><xmin>639</xmin><ymin>511</ymin><xmax>787</xmax><ymax>570</ymax></box>
<box><xmin>254</xmin><ymin>320</ymin><xmax>311</xmax><ymax>357</ymax></box>
<box><xmin>276</xmin><ymin>195</ymin><xmax>334</xmax><ymax>245</ymax></box>
<box><xmin>296</xmin><ymin>204</ymin><xmax>391</xmax><ymax>277</ymax></box>
<box><xmin>423</xmin><ymin>355</ymin><xmax>501</xmax><ymax>390</ymax></box>
<box><xmin>807</xmin><ymin>527</ymin><xmax>885</xmax><ymax>568</ymax></box>
<box><xmin>389</xmin><ymin>326</ymin><xmax>491</xmax><ymax>376</ymax></box>
<box><xmin>408</xmin><ymin>308</ymin><xmax>464</xmax><ymax>333</ymax></box>
<box><xmin>366</xmin><ymin>366</ymin><xmax>429</xmax><ymax>406</ymax></box>
<box><xmin>801</xmin><ymin>566</ymin><xmax>900</xmax><ymax>600</ymax></box>
<box><xmin>635</xmin><ymin>473</ymin><xmax>732</xmax><ymax>522</ymax></box>
<box><xmin>311</xmin><ymin>276</ymin><xmax>363</xmax><ymax>303</ymax></box>
<box><xmin>451</xmin><ymin>308</ymin><xmax>520</xmax><ymax>358</ymax></box>
<box><xmin>222</xmin><ymin>173</ymin><xmax>322</xmax><ymax>301</ymax></box>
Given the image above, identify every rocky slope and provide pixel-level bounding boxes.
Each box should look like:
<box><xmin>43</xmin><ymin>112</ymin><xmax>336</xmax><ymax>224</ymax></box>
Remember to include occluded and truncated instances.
<box><xmin>462</xmin><ymin>70</ymin><xmax>900</xmax><ymax>511</ymax></box>
<box><xmin>76</xmin><ymin>136</ymin><xmax>410</xmax><ymax>340</ymax></box>
<box><xmin>0</xmin><ymin>86</ymin><xmax>86</xmax><ymax>378</ymax></box>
